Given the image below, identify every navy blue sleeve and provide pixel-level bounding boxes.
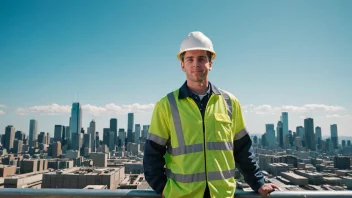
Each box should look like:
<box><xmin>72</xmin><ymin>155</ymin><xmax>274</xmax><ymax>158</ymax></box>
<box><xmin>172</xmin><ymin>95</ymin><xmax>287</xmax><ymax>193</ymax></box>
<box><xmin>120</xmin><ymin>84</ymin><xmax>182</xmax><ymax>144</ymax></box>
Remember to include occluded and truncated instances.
<box><xmin>233</xmin><ymin>134</ymin><xmax>265</xmax><ymax>192</ymax></box>
<box><xmin>143</xmin><ymin>139</ymin><xmax>167</xmax><ymax>194</ymax></box>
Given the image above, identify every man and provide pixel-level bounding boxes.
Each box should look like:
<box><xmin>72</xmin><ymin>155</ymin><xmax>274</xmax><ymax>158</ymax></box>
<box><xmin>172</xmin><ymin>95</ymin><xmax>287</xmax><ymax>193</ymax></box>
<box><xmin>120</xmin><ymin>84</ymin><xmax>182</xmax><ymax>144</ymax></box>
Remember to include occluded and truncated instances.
<box><xmin>143</xmin><ymin>31</ymin><xmax>278</xmax><ymax>198</ymax></box>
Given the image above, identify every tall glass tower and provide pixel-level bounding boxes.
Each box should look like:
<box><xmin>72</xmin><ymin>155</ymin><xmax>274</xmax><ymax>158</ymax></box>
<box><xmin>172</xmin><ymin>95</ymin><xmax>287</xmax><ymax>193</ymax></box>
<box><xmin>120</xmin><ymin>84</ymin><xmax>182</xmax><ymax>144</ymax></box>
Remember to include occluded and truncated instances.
<box><xmin>69</xmin><ymin>102</ymin><xmax>82</xmax><ymax>150</ymax></box>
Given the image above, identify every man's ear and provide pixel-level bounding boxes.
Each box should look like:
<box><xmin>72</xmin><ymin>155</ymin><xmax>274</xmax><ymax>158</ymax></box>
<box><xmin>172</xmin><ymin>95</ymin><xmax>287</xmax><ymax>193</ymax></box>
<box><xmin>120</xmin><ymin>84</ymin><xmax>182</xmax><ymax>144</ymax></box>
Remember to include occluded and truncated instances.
<box><xmin>181</xmin><ymin>62</ymin><xmax>185</xmax><ymax>72</ymax></box>
<box><xmin>209</xmin><ymin>61</ymin><xmax>213</xmax><ymax>71</ymax></box>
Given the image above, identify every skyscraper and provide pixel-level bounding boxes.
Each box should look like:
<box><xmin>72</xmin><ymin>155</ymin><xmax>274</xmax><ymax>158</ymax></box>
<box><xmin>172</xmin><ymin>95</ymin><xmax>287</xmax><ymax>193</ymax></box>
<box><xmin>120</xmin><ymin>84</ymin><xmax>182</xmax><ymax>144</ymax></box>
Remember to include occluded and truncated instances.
<box><xmin>326</xmin><ymin>138</ymin><xmax>331</xmax><ymax>152</ymax></box>
<box><xmin>110</xmin><ymin>118</ymin><xmax>118</xmax><ymax>146</ymax></box>
<box><xmin>46</xmin><ymin>132</ymin><xmax>50</xmax><ymax>145</ymax></box>
<box><xmin>135</xmin><ymin>124</ymin><xmax>141</xmax><ymax>144</ymax></box>
<box><xmin>29</xmin><ymin>119</ymin><xmax>38</xmax><ymax>147</ymax></box>
<box><xmin>253</xmin><ymin>136</ymin><xmax>258</xmax><ymax>144</ymax></box>
<box><xmin>109</xmin><ymin>131</ymin><xmax>115</xmax><ymax>151</ymax></box>
<box><xmin>95</xmin><ymin>132</ymin><xmax>100</xmax><ymax>149</ymax></box>
<box><xmin>261</xmin><ymin>134</ymin><xmax>267</xmax><ymax>147</ymax></box>
<box><xmin>54</xmin><ymin>125</ymin><xmax>64</xmax><ymax>143</ymax></box>
<box><xmin>342</xmin><ymin>140</ymin><xmax>346</xmax><ymax>148</ymax></box>
<box><xmin>296</xmin><ymin>126</ymin><xmax>305</xmax><ymax>141</ymax></box>
<box><xmin>119</xmin><ymin>128</ymin><xmax>126</xmax><ymax>148</ymax></box>
<box><xmin>38</xmin><ymin>132</ymin><xmax>46</xmax><ymax>144</ymax></box>
<box><xmin>281</xmin><ymin>112</ymin><xmax>289</xmax><ymax>138</ymax></box>
<box><xmin>83</xmin><ymin>133</ymin><xmax>91</xmax><ymax>149</ymax></box>
<box><xmin>142</xmin><ymin>125</ymin><xmax>150</xmax><ymax>142</ymax></box>
<box><xmin>53</xmin><ymin>141</ymin><xmax>62</xmax><ymax>158</ymax></box>
<box><xmin>103</xmin><ymin>128</ymin><xmax>110</xmax><ymax>146</ymax></box>
<box><xmin>277</xmin><ymin>121</ymin><xmax>283</xmax><ymax>148</ymax></box>
<box><xmin>315</xmin><ymin>126</ymin><xmax>322</xmax><ymax>149</ymax></box>
<box><xmin>90</xmin><ymin>120</ymin><xmax>96</xmax><ymax>152</ymax></box>
<box><xmin>127</xmin><ymin>113</ymin><xmax>134</xmax><ymax>143</ymax></box>
<box><xmin>288</xmin><ymin>130</ymin><xmax>293</xmax><ymax>147</ymax></box>
<box><xmin>13</xmin><ymin>139</ymin><xmax>23</xmax><ymax>154</ymax></box>
<box><xmin>265</xmin><ymin>124</ymin><xmax>275</xmax><ymax>148</ymax></box>
<box><xmin>69</xmin><ymin>103</ymin><xmax>82</xmax><ymax>150</ymax></box>
<box><xmin>15</xmin><ymin>131</ymin><xmax>24</xmax><ymax>141</ymax></box>
<box><xmin>65</xmin><ymin>126</ymin><xmax>70</xmax><ymax>146</ymax></box>
<box><xmin>4</xmin><ymin>125</ymin><xmax>15</xmax><ymax>152</ymax></box>
<box><xmin>330</xmin><ymin>124</ymin><xmax>338</xmax><ymax>150</ymax></box>
<box><xmin>304</xmin><ymin>118</ymin><xmax>316</xmax><ymax>151</ymax></box>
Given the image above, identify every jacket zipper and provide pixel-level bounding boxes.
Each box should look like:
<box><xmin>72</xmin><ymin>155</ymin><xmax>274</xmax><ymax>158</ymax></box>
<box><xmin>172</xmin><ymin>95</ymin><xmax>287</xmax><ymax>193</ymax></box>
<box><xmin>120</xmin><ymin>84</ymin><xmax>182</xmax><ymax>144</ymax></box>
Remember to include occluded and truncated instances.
<box><xmin>189</xmin><ymin>96</ymin><xmax>213</xmax><ymax>185</ymax></box>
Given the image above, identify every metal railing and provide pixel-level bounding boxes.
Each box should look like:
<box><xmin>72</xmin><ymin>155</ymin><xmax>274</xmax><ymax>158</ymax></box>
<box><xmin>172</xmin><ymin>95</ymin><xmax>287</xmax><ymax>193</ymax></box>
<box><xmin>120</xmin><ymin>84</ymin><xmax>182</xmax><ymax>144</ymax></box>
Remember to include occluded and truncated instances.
<box><xmin>0</xmin><ymin>188</ymin><xmax>351</xmax><ymax>198</ymax></box>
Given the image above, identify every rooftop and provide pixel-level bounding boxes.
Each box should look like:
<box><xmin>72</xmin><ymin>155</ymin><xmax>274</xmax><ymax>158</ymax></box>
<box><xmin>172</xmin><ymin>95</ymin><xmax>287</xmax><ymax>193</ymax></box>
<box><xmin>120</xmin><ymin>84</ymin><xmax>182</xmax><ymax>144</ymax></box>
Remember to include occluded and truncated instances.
<box><xmin>281</xmin><ymin>172</ymin><xmax>307</xmax><ymax>179</ymax></box>
<box><xmin>44</xmin><ymin>167</ymin><xmax>122</xmax><ymax>175</ymax></box>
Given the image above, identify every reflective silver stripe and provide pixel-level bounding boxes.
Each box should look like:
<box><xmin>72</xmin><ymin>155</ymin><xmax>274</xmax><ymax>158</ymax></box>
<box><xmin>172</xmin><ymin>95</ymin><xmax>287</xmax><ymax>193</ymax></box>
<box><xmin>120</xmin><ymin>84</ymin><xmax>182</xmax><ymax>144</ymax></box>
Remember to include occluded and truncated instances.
<box><xmin>167</xmin><ymin>92</ymin><xmax>185</xmax><ymax>147</ymax></box>
<box><xmin>219</xmin><ymin>90</ymin><xmax>232</xmax><ymax>120</ymax></box>
<box><xmin>166</xmin><ymin>168</ymin><xmax>206</xmax><ymax>183</ymax></box>
<box><xmin>147</xmin><ymin>133</ymin><xmax>168</xmax><ymax>146</ymax></box>
<box><xmin>208</xmin><ymin>169</ymin><xmax>236</xmax><ymax>181</ymax></box>
<box><xmin>234</xmin><ymin>128</ymin><xmax>248</xmax><ymax>141</ymax></box>
<box><xmin>167</xmin><ymin>144</ymin><xmax>203</xmax><ymax>156</ymax></box>
<box><xmin>207</xmin><ymin>142</ymin><xmax>233</xmax><ymax>151</ymax></box>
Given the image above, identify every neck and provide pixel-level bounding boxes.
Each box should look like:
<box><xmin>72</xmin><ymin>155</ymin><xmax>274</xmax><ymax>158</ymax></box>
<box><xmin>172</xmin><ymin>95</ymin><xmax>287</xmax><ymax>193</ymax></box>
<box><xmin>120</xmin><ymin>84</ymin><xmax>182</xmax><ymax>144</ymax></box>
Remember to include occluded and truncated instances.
<box><xmin>187</xmin><ymin>79</ymin><xmax>209</xmax><ymax>95</ymax></box>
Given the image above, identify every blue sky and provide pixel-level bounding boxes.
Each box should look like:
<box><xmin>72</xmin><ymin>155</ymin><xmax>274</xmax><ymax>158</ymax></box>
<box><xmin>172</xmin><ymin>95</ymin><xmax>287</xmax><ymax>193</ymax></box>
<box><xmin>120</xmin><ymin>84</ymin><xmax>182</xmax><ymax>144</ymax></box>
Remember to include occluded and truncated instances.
<box><xmin>0</xmin><ymin>0</ymin><xmax>351</xmax><ymax>139</ymax></box>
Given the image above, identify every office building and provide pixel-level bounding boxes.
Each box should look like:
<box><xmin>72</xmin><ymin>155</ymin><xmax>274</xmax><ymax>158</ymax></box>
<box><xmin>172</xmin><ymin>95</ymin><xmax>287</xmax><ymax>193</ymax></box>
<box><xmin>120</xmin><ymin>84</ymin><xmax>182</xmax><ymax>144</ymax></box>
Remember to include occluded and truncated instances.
<box><xmin>119</xmin><ymin>128</ymin><xmax>126</xmax><ymax>148</ymax></box>
<box><xmin>103</xmin><ymin>128</ymin><xmax>110</xmax><ymax>146</ymax></box>
<box><xmin>53</xmin><ymin>141</ymin><xmax>62</xmax><ymax>158</ymax></box>
<box><xmin>315</xmin><ymin>126</ymin><xmax>322</xmax><ymax>149</ymax></box>
<box><xmin>42</xmin><ymin>167</ymin><xmax>124</xmax><ymax>189</ymax></box>
<box><xmin>110</xmin><ymin>118</ymin><xmax>118</xmax><ymax>146</ymax></box>
<box><xmin>135</xmin><ymin>124</ymin><xmax>141</xmax><ymax>144</ymax></box>
<box><xmin>29</xmin><ymin>119</ymin><xmax>38</xmax><ymax>147</ymax></box>
<box><xmin>54</xmin><ymin>125</ymin><xmax>64</xmax><ymax>143</ymax></box>
<box><xmin>89</xmin><ymin>153</ymin><xmax>108</xmax><ymax>167</ymax></box>
<box><xmin>127</xmin><ymin>113</ymin><xmax>134</xmax><ymax>143</ymax></box>
<box><xmin>89</xmin><ymin>120</ymin><xmax>96</xmax><ymax>152</ymax></box>
<box><xmin>277</xmin><ymin>121</ymin><xmax>283</xmax><ymax>148</ymax></box>
<box><xmin>281</xmin><ymin>112</ymin><xmax>289</xmax><ymax>138</ymax></box>
<box><xmin>304</xmin><ymin>118</ymin><xmax>316</xmax><ymax>151</ymax></box>
<box><xmin>141</xmin><ymin>125</ymin><xmax>149</xmax><ymax>142</ymax></box>
<box><xmin>69</xmin><ymin>103</ymin><xmax>82</xmax><ymax>150</ymax></box>
<box><xmin>4</xmin><ymin>125</ymin><xmax>15</xmax><ymax>152</ymax></box>
<box><xmin>331</xmin><ymin>124</ymin><xmax>338</xmax><ymax>150</ymax></box>
<box><xmin>334</xmin><ymin>156</ymin><xmax>350</xmax><ymax>170</ymax></box>
<box><xmin>13</xmin><ymin>139</ymin><xmax>23</xmax><ymax>154</ymax></box>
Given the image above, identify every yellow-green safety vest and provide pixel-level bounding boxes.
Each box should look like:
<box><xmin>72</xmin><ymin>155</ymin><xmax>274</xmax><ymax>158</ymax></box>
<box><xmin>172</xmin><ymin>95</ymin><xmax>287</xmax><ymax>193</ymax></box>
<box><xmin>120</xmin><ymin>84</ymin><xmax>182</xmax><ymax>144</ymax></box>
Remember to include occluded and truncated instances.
<box><xmin>147</xmin><ymin>88</ymin><xmax>248</xmax><ymax>198</ymax></box>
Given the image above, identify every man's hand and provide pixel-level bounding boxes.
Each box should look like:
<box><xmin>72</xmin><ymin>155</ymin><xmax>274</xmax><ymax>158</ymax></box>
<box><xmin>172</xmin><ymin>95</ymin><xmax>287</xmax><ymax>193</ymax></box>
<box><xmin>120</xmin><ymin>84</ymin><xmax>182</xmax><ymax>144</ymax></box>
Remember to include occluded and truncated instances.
<box><xmin>258</xmin><ymin>183</ymin><xmax>280</xmax><ymax>197</ymax></box>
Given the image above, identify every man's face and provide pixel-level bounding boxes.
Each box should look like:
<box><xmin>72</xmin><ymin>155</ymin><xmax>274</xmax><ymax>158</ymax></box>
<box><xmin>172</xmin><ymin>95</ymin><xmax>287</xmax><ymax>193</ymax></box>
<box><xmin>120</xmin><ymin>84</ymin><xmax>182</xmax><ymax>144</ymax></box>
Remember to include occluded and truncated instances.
<box><xmin>181</xmin><ymin>50</ymin><xmax>212</xmax><ymax>83</ymax></box>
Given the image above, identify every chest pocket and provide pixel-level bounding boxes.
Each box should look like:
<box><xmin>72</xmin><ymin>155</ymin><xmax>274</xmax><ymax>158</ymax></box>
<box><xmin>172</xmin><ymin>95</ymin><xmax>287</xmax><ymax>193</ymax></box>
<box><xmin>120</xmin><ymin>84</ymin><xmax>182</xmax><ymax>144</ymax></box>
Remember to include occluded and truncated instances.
<box><xmin>214</xmin><ymin>113</ymin><xmax>233</xmax><ymax>141</ymax></box>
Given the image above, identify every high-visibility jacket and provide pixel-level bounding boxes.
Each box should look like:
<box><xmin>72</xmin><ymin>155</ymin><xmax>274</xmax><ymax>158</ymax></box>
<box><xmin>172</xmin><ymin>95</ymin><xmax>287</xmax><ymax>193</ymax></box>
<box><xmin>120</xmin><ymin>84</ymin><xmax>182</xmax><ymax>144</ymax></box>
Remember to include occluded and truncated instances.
<box><xmin>146</xmin><ymin>86</ymin><xmax>248</xmax><ymax>198</ymax></box>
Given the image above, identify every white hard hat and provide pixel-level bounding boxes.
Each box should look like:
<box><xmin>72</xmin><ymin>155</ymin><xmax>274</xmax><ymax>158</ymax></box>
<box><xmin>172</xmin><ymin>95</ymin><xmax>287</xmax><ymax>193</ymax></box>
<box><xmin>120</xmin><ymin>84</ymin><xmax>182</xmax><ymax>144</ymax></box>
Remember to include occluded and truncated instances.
<box><xmin>177</xmin><ymin>31</ymin><xmax>216</xmax><ymax>61</ymax></box>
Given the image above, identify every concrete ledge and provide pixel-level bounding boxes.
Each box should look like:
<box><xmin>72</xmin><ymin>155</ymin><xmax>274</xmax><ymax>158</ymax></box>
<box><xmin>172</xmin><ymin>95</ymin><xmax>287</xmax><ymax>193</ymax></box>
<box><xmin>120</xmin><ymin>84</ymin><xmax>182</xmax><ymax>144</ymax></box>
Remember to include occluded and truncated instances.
<box><xmin>0</xmin><ymin>188</ymin><xmax>351</xmax><ymax>198</ymax></box>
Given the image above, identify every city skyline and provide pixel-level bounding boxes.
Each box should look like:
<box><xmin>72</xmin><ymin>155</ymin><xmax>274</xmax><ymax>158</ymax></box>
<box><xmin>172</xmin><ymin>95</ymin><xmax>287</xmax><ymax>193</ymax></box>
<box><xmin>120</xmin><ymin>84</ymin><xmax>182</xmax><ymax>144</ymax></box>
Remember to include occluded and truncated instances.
<box><xmin>1</xmin><ymin>0</ymin><xmax>351</xmax><ymax>136</ymax></box>
<box><xmin>1</xmin><ymin>107</ymin><xmax>349</xmax><ymax>143</ymax></box>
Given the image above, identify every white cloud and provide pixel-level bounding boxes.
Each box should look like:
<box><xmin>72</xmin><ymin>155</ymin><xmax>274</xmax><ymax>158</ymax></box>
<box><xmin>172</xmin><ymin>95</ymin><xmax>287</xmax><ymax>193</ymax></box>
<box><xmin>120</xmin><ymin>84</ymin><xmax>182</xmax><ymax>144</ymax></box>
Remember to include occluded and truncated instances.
<box><xmin>16</xmin><ymin>103</ymin><xmax>155</xmax><ymax>116</ymax></box>
<box><xmin>82</xmin><ymin>103</ymin><xmax>155</xmax><ymax>116</ymax></box>
<box><xmin>0</xmin><ymin>104</ymin><xmax>6</xmax><ymax>108</ymax></box>
<box><xmin>321</xmin><ymin>114</ymin><xmax>351</xmax><ymax>119</ymax></box>
<box><xmin>0</xmin><ymin>110</ymin><xmax>5</xmax><ymax>115</ymax></box>
<box><xmin>15</xmin><ymin>104</ymin><xmax>71</xmax><ymax>115</ymax></box>
<box><xmin>243</xmin><ymin>104</ymin><xmax>346</xmax><ymax>115</ymax></box>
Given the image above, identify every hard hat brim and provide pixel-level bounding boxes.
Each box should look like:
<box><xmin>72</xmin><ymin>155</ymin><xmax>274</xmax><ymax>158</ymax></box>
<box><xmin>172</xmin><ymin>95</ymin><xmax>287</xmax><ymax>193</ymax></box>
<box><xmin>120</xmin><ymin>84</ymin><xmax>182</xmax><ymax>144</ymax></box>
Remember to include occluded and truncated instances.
<box><xmin>177</xmin><ymin>47</ymin><xmax>216</xmax><ymax>62</ymax></box>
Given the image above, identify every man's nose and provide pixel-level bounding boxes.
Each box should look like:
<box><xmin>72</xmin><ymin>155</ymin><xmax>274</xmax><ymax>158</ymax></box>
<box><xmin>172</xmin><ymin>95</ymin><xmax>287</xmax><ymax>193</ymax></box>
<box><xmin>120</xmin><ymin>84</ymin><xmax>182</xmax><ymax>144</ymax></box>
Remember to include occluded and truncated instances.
<box><xmin>192</xmin><ymin>59</ymin><xmax>200</xmax><ymax>67</ymax></box>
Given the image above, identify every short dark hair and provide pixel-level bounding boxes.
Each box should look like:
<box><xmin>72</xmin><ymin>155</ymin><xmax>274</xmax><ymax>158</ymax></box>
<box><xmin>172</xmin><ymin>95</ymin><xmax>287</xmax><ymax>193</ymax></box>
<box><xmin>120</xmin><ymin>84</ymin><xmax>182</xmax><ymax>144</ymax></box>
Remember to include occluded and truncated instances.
<box><xmin>180</xmin><ymin>51</ymin><xmax>213</xmax><ymax>62</ymax></box>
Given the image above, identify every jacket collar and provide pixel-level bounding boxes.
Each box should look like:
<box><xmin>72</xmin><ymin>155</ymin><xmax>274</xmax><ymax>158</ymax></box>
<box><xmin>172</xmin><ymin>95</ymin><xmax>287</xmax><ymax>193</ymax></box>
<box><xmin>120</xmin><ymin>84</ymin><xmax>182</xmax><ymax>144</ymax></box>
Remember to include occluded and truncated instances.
<box><xmin>178</xmin><ymin>80</ymin><xmax>221</xmax><ymax>99</ymax></box>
